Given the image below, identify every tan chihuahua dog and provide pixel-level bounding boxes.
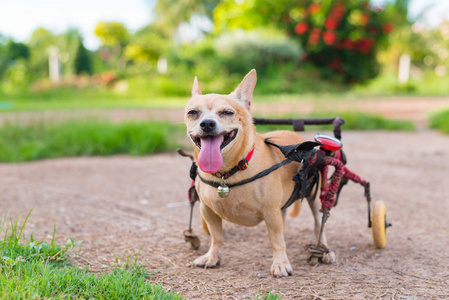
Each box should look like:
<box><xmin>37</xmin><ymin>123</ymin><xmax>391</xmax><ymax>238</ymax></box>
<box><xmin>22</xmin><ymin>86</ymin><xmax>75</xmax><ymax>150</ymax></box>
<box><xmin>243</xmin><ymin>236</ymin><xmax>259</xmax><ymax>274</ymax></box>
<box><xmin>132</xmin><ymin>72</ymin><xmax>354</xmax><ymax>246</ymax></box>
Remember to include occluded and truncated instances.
<box><xmin>184</xmin><ymin>69</ymin><xmax>335</xmax><ymax>277</ymax></box>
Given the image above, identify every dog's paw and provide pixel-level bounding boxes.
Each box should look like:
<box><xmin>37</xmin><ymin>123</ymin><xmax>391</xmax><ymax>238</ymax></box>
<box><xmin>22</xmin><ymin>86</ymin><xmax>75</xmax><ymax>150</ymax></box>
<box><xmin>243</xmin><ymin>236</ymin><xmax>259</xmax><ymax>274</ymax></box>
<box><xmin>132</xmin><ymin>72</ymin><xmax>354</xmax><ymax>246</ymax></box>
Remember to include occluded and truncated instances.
<box><xmin>322</xmin><ymin>250</ymin><xmax>336</xmax><ymax>264</ymax></box>
<box><xmin>271</xmin><ymin>260</ymin><xmax>293</xmax><ymax>278</ymax></box>
<box><xmin>193</xmin><ymin>255</ymin><xmax>220</xmax><ymax>269</ymax></box>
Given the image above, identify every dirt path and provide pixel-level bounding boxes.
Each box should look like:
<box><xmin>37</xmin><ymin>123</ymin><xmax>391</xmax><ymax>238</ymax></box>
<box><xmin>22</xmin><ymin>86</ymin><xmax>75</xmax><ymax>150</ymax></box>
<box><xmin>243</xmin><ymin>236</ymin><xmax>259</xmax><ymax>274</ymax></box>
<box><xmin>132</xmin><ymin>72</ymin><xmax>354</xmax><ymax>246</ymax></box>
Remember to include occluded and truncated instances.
<box><xmin>1</xmin><ymin>129</ymin><xmax>448</xmax><ymax>299</ymax></box>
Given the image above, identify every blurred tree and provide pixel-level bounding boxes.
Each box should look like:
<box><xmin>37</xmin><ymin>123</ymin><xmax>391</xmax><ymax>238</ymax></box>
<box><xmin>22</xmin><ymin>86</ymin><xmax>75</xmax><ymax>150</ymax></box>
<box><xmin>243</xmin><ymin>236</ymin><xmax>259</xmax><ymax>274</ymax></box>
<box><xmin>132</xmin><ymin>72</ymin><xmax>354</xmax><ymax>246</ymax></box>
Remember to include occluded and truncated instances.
<box><xmin>94</xmin><ymin>21</ymin><xmax>130</xmax><ymax>47</ymax></box>
<box><xmin>0</xmin><ymin>39</ymin><xmax>29</xmax><ymax>81</ymax></box>
<box><xmin>0</xmin><ymin>37</ymin><xmax>31</xmax><ymax>92</ymax></box>
<box><xmin>376</xmin><ymin>0</ymin><xmax>443</xmax><ymax>78</ymax></box>
<box><xmin>124</xmin><ymin>25</ymin><xmax>171</xmax><ymax>72</ymax></box>
<box><xmin>58</xmin><ymin>28</ymin><xmax>83</xmax><ymax>75</ymax></box>
<box><xmin>154</xmin><ymin>0</ymin><xmax>219</xmax><ymax>36</ymax></box>
<box><xmin>28</xmin><ymin>27</ymin><xmax>57</xmax><ymax>79</ymax></box>
<box><xmin>94</xmin><ymin>21</ymin><xmax>130</xmax><ymax>70</ymax></box>
<box><xmin>74</xmin><ymin>37</ymin><xmax>92</xmax><ymax>75</ymax></box>
<box><xmin>213</xmin><ymin>0</ymin><xmax>294</xmax><ymax>33</ymax></box>
<box><xmin>0</xmin><ymin>36</ymin><xmax>5</xmax><ymax>77</ymax></box>
<box><xmin>5</xmin><ymin>40</ymin><xmax>30</xmax><ymax>61</ymax></box>
<box><xmin>214</xmin><ymin>0</ymin><xmax>392</xmax><ymax>83</ymax></box>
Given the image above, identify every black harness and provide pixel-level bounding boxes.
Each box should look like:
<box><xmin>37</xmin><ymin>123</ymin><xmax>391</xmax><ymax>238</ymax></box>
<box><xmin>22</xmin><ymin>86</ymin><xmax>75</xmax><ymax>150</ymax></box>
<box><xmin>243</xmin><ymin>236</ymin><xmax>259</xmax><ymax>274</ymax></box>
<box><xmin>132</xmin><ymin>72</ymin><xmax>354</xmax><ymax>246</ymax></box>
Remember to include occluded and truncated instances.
<box><xmin>191</xmin><ymin>139</ymin><xmax>324</xmax><ymax>210</ymax></box>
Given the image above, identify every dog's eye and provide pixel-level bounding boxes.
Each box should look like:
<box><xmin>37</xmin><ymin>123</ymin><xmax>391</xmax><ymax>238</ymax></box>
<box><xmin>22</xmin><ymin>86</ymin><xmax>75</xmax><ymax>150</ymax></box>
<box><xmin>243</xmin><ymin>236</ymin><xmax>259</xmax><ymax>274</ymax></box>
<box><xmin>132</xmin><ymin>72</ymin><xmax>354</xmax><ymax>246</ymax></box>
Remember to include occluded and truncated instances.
<box><xmin>188</xmin><ymin>110</ymin><xmax>199</xmax><ymax>116</ymax></box>
<box><xmin>220</xmin><ymin>110</ymin><xmax>234</xmax><ymax>117</ymax></box>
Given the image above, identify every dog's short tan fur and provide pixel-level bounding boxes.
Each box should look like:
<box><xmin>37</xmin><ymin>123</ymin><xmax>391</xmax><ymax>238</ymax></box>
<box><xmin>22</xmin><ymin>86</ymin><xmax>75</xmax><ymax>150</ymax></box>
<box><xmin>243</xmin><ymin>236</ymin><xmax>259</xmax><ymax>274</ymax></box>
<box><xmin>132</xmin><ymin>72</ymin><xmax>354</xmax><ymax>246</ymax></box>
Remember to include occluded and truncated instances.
<box><xmin>185</xmin><ymin>70</ymin><xmax>335</xmax><ymax>277</ymax></box>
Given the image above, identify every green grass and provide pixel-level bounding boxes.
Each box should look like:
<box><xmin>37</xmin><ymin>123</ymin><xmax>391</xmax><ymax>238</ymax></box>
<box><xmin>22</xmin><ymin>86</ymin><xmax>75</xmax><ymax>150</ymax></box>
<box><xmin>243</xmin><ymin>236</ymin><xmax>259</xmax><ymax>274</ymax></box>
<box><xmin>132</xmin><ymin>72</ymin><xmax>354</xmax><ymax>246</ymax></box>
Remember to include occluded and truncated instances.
<box><xmin>0</xmin><ymin>210</ymin><xmax>182</xmax><ymax>299</ymax></box>
<box><xmin>255</xmin><ymin>111</ymin><xmax>415</xmax><ymax>133</ymax></box>
<box><xmin>0</xmin><ymin>111</ymin><xmax>413</xmax><ymax>162</ymax></box>
<box><xmin>0</xmin><ymin>87</ymin><xmax>347</xmax><ymax>112</ymax></box>
<box><xmin>0</xmin><ymin>92</ymin><xmax>187</xmax><ymax>111</ymax></box>
<box><xmin>253</xmin><ymin>291</ymin><xmax>282</xmax><ymax>300</ymax></box>
<box><xmin>354</xmin><ymin>72</ymin><xmax>449</xmax><ymax>96</ymax></box>
<box><xmin>429</xmin><ymin>108</ymin><xmax>449</xmax><ymax>134</ymax></box>
<box><xmin>0</xmin><ymin>120</ymin><xmax>185</xmax><ymax>162</ymax></box>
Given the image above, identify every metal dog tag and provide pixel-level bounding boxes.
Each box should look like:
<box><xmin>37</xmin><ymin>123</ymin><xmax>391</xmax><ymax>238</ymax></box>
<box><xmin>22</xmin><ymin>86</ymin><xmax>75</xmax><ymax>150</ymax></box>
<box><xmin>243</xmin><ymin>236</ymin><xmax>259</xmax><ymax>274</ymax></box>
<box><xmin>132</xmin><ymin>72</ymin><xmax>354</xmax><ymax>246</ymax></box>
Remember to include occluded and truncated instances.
<box><xmin>218</xmin><ymin>177</ymin><xmax>230</xmax><ymax>198</ymax></box>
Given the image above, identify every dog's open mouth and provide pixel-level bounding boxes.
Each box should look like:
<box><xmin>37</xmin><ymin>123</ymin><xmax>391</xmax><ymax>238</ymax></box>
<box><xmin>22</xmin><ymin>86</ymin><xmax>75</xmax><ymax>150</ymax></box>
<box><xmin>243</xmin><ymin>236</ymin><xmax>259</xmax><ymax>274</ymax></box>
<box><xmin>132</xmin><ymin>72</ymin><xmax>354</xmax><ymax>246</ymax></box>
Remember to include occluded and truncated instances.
<box><xmin>190</xmin><ymin>129</ymin><xmax>238</xmax><ymax>151</ymax></box>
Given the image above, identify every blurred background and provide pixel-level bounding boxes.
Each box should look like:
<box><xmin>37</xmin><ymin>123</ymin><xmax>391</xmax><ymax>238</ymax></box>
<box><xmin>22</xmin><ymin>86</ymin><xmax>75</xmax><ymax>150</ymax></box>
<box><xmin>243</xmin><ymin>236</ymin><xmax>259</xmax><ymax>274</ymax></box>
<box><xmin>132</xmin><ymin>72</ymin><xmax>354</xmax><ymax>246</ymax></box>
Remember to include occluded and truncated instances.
<box><xmin>0</xmin><ymin>0</ymin><xmax>448</xmax><ymax>161</ymax></box>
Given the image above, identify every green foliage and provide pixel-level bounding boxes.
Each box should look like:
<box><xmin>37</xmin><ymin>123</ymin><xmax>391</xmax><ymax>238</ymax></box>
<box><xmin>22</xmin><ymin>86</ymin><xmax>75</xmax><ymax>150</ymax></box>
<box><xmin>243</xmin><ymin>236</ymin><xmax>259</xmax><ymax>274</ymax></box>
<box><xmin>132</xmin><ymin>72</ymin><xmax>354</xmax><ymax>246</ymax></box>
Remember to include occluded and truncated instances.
<box><xmin>5</xmin><ymin>40</ymin><xmax>29</xmax><ymax>61</ymax></box>
<box><xmin>354</xmin><ymin>70</ymin><xmax>449</xmax><ymax>96</ymax></box>
<box><xmin>27</xmin><ymin>28</ymin><xmax>56</xmax><ymax>79</ymax></box>
<box><xmin>213</xmin><ymin>0</ymin><xmax>292</xmax><ymax>33</ymax></box>
<box><xmin>285</xmin><ymin>0</ymin><xmax>392</xmax><ymax>83</ymax></box>
<box><xmin>0</xmin><ymin>120</ymin><xmax>184</xmax><ymax>162</ymax></box>
<box><xmin>214</xmin><ymin>28</ymin><xmax>302</xmax><ymax>76</ymax></box>
<box><xmin>213</xmin><ymin>0</ymin><xmax>394</xmax><ymax>83</ymax></box>
<box><xmin>94</xmin><ymin>21</ymin><xmax>130</xmax><ymax>47</ymax></box>
<box><xmin>255</xmin><ymin>63</ymin><xmax>346</xmax><ymax>94</ymax></box>
<box><xmin>0</xmin><ymin>40</ymin><xmax>30</xmax><ymax>87</ymax></box>
<box><xmin>154</xmin><ymin>0</ymin><xmax>219</xmax><ymax>33</ymax></box>
<box><xmin>1</xmin><ymin>59</ymin><xmax>30</xmax><ymax>93</ymax></box>
<box><xmin>415</xmin><ymin>21</ymin><xmax>449</xmax><ymax>71</ymax></box>
<box><xmin>333</xmin><ymin>111</ymin><xmax>415</xmax><ymax>131</ymax></box>
<box><xmin>0</xmin><ymin>212</ymin><xmax>182</xmax><ymax>299</ymax></box>
<box><xmin>429</xmin><ymin>109</ymin><xmax>449</xmax><ymax>134</ymax></box>
<box><xmin>74</xmin><ymin>38</ymin><xmax>92</xmax><ymax>75</ymax></box>
<box><xmin>123</xmin><ymin>25</ymin><xmax>172</xmax><ymax>76</ymax></box>
<box><xmin>255</xmin><ymin>111</ymin><xmax>415</xmax><ymax>133</ymax></box>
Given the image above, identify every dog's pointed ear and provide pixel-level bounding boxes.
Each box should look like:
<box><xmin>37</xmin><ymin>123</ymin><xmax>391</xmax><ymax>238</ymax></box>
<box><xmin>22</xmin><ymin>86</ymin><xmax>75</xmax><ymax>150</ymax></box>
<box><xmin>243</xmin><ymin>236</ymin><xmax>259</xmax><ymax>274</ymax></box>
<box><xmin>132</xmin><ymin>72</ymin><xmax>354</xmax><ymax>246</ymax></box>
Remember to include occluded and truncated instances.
<box><xmin>231</xmin><ymin>69</ymin><xmax>257</xmax><ymax>110</ymax></box>
<box><xmin>191</xmin><ymin>76</ymin><xmax>202</xmax><ymax>97</ymax></box>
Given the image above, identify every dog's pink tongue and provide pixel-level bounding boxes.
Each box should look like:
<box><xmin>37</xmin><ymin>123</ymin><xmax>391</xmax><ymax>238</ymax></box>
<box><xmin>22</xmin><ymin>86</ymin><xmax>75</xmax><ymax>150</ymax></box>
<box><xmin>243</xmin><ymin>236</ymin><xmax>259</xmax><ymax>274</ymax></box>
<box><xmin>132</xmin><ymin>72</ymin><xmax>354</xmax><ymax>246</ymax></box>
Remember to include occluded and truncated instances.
<box><xmin>198</xmin><ymin>136</ymin><xmax>223</xmax><ymax>173</ymax></box>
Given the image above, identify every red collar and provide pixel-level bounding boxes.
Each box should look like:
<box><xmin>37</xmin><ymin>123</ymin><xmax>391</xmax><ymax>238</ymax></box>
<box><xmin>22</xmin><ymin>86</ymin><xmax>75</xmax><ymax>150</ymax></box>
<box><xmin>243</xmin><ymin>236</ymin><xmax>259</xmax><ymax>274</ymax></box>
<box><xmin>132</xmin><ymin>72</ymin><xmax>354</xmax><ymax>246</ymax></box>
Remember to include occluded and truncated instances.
<box><xmin>212</xmin><ymin>145</ymin><xmax>255</xmax><ymax>179</ymax></box>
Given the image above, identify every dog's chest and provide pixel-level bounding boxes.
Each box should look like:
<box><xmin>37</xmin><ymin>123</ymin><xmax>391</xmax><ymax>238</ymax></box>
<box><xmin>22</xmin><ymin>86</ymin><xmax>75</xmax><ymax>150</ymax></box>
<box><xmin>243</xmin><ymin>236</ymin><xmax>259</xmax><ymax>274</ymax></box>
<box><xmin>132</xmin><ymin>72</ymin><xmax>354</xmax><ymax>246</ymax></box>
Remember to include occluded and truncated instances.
<box><xmin>197</xmin><ymin>184</ymin><xmax>263</xmax><ymax>226</ymax></box>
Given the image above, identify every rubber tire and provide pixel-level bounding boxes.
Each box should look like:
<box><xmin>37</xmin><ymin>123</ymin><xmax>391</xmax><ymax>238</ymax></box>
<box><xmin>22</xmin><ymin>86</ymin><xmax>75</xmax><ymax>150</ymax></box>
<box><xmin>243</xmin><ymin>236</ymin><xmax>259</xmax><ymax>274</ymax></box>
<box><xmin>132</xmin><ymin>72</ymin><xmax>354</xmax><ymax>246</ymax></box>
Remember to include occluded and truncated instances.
<box><xmin>372</xmin><ymin>200</ymin><xmax>387</xmax><ymax>249</ymax></box>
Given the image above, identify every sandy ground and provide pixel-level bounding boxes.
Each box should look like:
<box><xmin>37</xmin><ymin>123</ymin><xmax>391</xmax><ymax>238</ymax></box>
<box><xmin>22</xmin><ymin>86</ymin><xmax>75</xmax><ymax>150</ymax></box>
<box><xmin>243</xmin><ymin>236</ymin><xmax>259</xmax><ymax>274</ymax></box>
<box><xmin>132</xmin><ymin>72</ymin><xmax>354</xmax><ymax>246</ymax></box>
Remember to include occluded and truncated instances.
<box><xmin>1</xmin><ymin>128</ymin><xmax>448</xmax><ymax>299</ymax></box>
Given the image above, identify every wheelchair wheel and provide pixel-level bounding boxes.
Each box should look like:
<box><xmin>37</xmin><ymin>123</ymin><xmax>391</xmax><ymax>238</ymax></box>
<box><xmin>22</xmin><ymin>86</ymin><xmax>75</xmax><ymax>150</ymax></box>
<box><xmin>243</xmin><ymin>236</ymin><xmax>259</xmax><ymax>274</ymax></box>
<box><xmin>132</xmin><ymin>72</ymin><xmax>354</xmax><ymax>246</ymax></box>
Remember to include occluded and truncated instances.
<box><xmin>372</xmin><ymin>201</ymin><xmax>388</xmax><ymax>249</ymax></box>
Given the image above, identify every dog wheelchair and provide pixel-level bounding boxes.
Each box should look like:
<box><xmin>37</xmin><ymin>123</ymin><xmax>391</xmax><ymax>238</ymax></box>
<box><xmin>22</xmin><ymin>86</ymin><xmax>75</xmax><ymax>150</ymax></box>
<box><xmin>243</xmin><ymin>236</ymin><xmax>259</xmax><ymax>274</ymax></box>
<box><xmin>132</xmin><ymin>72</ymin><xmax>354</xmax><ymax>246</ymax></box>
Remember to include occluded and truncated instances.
<box><xmin>178</xmin><ymin>116</ymin><xmax>391</xmax><ymax>264</ymax></box>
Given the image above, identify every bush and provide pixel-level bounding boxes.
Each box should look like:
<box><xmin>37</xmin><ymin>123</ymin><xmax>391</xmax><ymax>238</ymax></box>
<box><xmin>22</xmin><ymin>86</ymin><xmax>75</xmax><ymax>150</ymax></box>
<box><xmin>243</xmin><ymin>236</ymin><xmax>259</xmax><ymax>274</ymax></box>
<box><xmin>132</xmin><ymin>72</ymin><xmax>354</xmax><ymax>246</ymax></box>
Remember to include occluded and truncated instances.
<box><xmin>285</xmin><ymin>0</ymin><xmax>393</xmax><ymax>83</ymax></box>
<box><xmin>214</xmin><ymin>28</ymin><xmax>302</xmax><ymax>76</ymax></box>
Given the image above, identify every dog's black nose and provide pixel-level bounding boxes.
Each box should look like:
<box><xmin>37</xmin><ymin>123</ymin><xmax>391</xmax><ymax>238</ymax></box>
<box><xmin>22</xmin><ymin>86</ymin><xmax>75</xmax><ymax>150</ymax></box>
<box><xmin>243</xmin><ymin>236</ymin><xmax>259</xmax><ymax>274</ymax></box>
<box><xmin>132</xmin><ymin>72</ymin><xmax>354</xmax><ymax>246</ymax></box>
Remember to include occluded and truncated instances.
<box><xmin>200</xmin><ymin>119</ymin><xmax>216</xmax><ymax>133</ymax></box>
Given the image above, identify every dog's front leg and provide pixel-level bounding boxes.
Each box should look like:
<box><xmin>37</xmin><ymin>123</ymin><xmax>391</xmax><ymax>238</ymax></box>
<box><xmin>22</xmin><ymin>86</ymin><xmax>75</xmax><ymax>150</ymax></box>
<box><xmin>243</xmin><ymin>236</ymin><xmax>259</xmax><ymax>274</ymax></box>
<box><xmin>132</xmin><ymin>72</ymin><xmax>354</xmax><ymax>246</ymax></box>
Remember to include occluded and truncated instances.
<box><xmin>193</xmin><ymin>202</ymin><xmax>223</xmax><ymax>268</ymax></box>
<box><xmin>264</xmin><ymin>209</ymin><xmax>292</xmax><ymax>277</ymax></box>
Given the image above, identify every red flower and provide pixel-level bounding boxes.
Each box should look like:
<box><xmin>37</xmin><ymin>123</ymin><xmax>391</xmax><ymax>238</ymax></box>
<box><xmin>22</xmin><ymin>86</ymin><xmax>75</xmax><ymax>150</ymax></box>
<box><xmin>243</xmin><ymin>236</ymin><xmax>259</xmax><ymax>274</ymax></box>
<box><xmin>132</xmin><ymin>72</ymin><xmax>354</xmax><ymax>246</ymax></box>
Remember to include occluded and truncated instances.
<box><xmin>324</xmin><ymin>18</ymin><xmax>338</xmax><ymax>30</ymax></box>
<box><xmin>329</xmin><ymin>58</ymin><xmax>342</xmax><ymax>71</ymax></box>
<box><xmin>342</xmin><ymin>38</ymin><xmax>355</xmax><ymax>50</ymax></box>
<box><xmin>383</xmin><ymin>23</ymin><xmax>394</xmax><ymax>33</ymax></box>
<box><xmin>308</xmin><ymin>28</ymin><xmax>321</xmax><ymax>45</ymax></box>
<box><xmin>323</xmin><ymin>31</ymin><xmax>337</xmax><ymax>45</ymax></box>
<box><xmin>294</xmin><ymin>22</ymin><xmax>309</xmax><ymax>35</ymax></box>
<box><xmin>330</xmin><ymin>2</ymin><xmax>345</xmax><ymax>19</ymax></box>
<box><xmin>308</xmin><ymin>3</ymin><xmax>321</xmax><ymax>14</ymax></box>
<box><xmin>357</xmin><ymin>38</ymin><xmax>376</xmax><ymax>54</ymax></box>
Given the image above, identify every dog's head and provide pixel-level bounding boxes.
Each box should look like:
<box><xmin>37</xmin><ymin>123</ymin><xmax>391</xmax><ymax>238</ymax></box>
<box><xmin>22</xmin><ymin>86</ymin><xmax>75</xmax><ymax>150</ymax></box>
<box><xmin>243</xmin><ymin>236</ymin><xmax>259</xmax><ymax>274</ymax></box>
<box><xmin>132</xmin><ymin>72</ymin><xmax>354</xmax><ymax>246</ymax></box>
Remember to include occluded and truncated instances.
<box><xmin>185</xmin><ymin>69</ymin><xmax>257</xmax><ymax>173</ymax></box>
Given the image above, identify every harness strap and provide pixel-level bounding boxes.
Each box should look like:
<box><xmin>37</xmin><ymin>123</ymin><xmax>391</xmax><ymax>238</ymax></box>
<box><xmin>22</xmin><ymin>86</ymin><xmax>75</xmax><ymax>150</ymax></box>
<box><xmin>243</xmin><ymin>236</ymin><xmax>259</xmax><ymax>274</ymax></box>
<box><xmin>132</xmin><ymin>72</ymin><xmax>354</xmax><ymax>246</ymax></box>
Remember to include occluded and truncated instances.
<box><xmin>197</xmin><ymin>158</ymin><xmax>292</xmax><ymax>188</ymax></box>
<box><xmin>211</xmin><ymin>145</ymin><xmax>255</xmax><ymax>179</ymax></box>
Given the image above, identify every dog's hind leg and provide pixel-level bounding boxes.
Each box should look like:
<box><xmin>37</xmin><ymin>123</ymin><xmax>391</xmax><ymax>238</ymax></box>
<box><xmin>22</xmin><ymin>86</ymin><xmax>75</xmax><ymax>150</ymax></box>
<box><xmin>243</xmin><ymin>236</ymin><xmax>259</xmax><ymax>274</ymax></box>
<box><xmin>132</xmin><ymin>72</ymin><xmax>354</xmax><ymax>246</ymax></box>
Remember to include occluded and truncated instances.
<box><xmin>308</xmin><ymin>198</ymin><xmax>336</xmax><ymax>264</ymax></box>
<box><xmin>288</xmin><ymin>201</ymin><xmax>302</xmax><ymax>218</ymax></box>
<box><xmin>193</xmin><ymin>202</ymin><xmax>223</xmax><ymax>268</ymax></box>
